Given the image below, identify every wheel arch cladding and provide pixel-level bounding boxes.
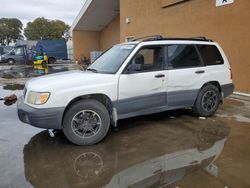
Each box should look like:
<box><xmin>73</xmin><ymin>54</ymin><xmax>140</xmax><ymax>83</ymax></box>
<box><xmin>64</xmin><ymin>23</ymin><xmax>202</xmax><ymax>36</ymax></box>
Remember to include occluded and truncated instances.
<box><xmin>201</xmin><ymin>81</ymin><xmax>221</xmax><ymax>92</ymax></box>
<box><xmin>7</xmin><ymin>58</ymin><xmax>15</xmax><ymax>63</ymax></box>
<box><xmin>62</xmin><ymin>94</ymin><xmax>114</xmax><ymax>123</ymax></box>
<box><xmin>199</xmin><ymin>81</ymin><xmax>222</xmax><ymax>101</ymax></box>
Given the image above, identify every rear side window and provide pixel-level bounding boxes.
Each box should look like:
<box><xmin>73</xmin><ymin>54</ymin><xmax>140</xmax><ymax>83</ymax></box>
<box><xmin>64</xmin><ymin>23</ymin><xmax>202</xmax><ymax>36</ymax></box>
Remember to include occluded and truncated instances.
<box><xmin>197</xmin><ymin>45</ymin><xmax>224</xmax><ymax>66</ymax></box>
<box><xmin>167</xmin><ymin>45</ymin><xmax>202</xmax><ymax>69</ymax></box>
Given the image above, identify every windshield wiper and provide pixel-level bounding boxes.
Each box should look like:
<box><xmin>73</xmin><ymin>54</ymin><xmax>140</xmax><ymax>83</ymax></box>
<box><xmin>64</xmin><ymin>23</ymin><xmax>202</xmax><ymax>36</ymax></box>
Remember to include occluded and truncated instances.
<box><xmin>86</xmin><ymin>68</ymin><xmax>98</xmax><ymax>73</ymax></box>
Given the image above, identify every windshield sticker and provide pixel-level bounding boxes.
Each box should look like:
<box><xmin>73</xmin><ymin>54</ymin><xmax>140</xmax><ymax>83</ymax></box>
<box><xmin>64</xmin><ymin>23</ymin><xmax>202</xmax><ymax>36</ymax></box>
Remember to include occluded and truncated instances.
<box><xmin>120</xmin><ymin>45</ymin><xmax>134</xmax><ymax>50</ymax></box>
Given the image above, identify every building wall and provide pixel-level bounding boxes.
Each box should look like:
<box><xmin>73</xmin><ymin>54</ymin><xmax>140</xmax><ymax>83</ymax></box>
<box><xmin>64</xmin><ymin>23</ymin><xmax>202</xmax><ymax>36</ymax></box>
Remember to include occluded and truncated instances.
<box><xmin>73</xmin><ymin>16</ymin><xmax>120</xmax><ymax>61</ymax></box>
<box><xmin>100</xmin><ymin>16</ymin><xmax>120</xmax><ymax>51</ymax></box>
<box><xmin>120</xmin><ymin>0</ymin><xmax>250</xmax><ymax>93</ymax></box>
<box><xmin>72</xmin><ymin>30</ymin><xmax>100</xmax><ymax>62</ymax></box>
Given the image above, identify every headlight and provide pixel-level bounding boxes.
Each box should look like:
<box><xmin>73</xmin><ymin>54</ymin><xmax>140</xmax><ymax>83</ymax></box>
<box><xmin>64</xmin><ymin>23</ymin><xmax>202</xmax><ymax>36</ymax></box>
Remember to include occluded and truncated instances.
<box><xmin>27</xmin><ymin>91</ymin><xmax>50</xmax><ymax>105</ymax></box>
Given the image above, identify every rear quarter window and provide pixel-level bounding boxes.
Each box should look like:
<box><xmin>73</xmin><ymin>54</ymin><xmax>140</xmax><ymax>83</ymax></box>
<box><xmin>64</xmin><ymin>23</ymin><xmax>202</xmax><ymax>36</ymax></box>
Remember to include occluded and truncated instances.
<box><xmin>197</xmin><ymin>45</ymin><xmax>224</xmax><ymax>66</ymax></box>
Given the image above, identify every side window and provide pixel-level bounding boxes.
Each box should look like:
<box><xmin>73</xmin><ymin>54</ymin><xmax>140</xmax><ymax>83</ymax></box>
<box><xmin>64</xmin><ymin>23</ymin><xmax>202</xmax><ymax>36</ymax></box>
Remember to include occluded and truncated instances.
<box><xmin>197</xmin><ymin>45</ymin><xmax>224</xmax><ymax>66</ymax></box>
<box><xmin>129</xmin><ymin>46</ymin><xmax>165</xmax><ymax>73</ymax></box>
<box><xmin>14</xmin><ymin>47</ymin><xmax>24</xmax><ymax>55</ymax></box>
<box><xmin>167</xmin><ymin>45</ymin><xmax>202</xmax><ymax>69</ymax></box>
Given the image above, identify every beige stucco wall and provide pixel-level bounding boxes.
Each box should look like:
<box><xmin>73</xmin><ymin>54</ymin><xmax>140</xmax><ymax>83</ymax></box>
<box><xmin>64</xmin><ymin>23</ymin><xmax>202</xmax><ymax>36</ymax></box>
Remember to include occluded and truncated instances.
<box><xmin>100</xmin><ymin>16</ymin><xmax>120</xmax><ymax>51</ymax></box>
<box><xmin>72</xmin><ymin>16</ymin><xmax>120</xmax><ymax>62</ymax></box>
<box><xmin>72</xmin><ymin>30</ymin><xmax>100</xmax><ymax>61</ymax></box>
<box><xmin>120</xmin><ymin>0</ymin><xmax>250</xmax><ymax>93</ymax></box>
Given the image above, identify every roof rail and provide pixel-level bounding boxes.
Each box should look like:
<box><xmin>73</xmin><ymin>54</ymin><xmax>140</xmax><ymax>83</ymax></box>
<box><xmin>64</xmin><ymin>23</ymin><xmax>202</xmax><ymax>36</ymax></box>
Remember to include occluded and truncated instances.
<box><xmin>162</xmin><ymin>36</ymin><xmax>213</xmax><ymax>42</ymax></box>
<box><xmin>191</xmin><ymin>36</ymin><xmax>208</xmax><ymax>40</ymax></box>
<box><xmin>132</xmin><ymin>35</ymin><xmax>163</xmax><ymax>42</ymax></box>
<box><xmin>132</xmin><ymin>35</ymin><xmax>213</xmax><ymax>42</ymax></box>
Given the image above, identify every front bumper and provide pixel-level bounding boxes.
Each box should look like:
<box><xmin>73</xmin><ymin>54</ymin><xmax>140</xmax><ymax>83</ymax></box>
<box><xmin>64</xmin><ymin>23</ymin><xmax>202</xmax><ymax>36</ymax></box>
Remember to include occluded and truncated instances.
<box><xmin>0</xmin><ymin>56</ymin><xmax>6</xmax><ymax>63</ymax></box>
<box><xmin>17</xmin><ymin>96</ymin><xmax>65</xmax><ymax>130</ymax></box>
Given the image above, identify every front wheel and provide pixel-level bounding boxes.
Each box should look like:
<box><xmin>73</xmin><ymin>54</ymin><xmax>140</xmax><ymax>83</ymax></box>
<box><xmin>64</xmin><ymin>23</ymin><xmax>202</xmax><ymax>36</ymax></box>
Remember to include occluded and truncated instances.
<box><xmin>63</xmin><ymin>99</ymin><xmax>110</xmax><ymax>145</ymax></box>
<box><xmin>7</xmin><ymin>59</ymin><xmax>15</xmax><ymax>65</ymax></box>
<box><xmin>193</xmin><ymin>85</ymin><xmax>221</xmax><ymax>117</ymax></box>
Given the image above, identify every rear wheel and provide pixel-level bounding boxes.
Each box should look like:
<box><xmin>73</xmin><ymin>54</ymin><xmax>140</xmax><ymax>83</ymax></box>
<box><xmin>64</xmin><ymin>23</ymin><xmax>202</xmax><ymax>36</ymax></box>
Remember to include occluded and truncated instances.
<box><xmin>48</xmin><ymin>57</ymin><xmax>56</xmax><ymax>64</ymax></box>
<box><xmin>7</xmin><ymin>59</ymin><xmax>15</xmax><ymax>65</ymax></box>
<box><xmin>63</xmin><ymin>99</ymin><xmax>110</xmax><ymax>145</ymax></box>
<box><xmin>193</xmin><ymin>85</ymin><xmax>221</xmax><ymax>117</ymax></box>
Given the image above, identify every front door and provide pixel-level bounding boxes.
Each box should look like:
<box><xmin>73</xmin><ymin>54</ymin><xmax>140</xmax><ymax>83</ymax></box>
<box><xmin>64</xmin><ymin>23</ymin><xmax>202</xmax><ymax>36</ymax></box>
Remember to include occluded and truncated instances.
<box><xmin>13</xmin><ymin>47</ymin><xmax>25</xmax><ymax>64</ymax></box>
<box><xmin>118</xmin><ymin>45</ymin><xmax>167</xmax><ymax>118</ymax></box>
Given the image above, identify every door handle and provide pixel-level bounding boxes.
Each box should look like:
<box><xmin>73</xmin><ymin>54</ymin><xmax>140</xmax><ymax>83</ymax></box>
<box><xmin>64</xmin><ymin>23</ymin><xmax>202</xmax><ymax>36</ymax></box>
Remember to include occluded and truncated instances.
<box><xmin>155</xmin><ymin>74</ymin><xmax>165</xmax><ymax>78</ymax></box>
<box><xmin>195</xmin><ymin>70</ymin><xmax>205</xmax><ymax>74</ymax></box>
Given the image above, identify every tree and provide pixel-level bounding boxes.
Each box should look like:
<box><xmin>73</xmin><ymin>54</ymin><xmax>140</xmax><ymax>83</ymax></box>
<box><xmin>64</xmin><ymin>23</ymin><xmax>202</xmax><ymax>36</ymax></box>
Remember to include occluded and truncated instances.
<box><xmin>24</xmin><ymin>17</ymin><xmax>70</xmax><ymax>41</ymax></box>
<box><xmin>0</xmin><ymin>18</ymin><xmax>23</xmax><ymax>45</ymax></box>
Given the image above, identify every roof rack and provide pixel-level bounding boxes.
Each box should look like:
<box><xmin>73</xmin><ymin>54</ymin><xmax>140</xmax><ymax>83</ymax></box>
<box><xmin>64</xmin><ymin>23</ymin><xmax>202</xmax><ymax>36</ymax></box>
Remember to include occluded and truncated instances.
<box><xmin>133</xmin><ymin>35</ymin><xmax>213</xmax><ymax>42</ymax></box>
<box><xmin>132</xmin><ymin>35</ymin><xmax>163</xmax><ymax>42</ymax></box>
<box><xmin>162</xmin><ymin>37</ymin><xmax>213</xmax><ymax>42</ymax></box>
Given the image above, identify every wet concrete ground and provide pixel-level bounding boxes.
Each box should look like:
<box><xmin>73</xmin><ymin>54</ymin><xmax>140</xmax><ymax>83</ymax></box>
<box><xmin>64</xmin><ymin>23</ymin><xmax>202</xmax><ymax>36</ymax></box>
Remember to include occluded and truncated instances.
<box><xmin>0</xmin><ymin>65</ymin><xmax>250</xmax><ymax>188</ymax></box>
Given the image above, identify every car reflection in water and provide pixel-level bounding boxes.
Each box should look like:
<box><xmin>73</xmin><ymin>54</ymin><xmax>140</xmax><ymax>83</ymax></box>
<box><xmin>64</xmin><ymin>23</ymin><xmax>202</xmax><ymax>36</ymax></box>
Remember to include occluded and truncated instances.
<box><xmin>23</xmin><ymin>113</ymin><xmax>230</xmax><ymax>188</ymax></box>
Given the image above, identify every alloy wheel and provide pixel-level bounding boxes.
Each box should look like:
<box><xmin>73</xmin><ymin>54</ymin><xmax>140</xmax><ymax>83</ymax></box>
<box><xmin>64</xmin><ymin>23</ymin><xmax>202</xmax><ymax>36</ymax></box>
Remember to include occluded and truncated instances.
<box><xmin>71</xmin><ymin>110</ymin><xmax>102</xmax><ymax>138</ymax></box>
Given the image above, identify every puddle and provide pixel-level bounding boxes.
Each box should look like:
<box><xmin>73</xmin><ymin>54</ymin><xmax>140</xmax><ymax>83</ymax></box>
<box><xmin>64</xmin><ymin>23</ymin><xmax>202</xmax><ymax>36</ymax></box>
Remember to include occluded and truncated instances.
<box><xmin>0</xmin><ymin>64</ymin><xmax>83</xmax><ymax>79</ymax></box>
<box><xmin>22</xmin><ymin>122</ymin><xmax>229</xmax><ymax>188</ymax></box>
<box><xmin>3</xmin><ymin>84</ymin><xmax>24</xmax><ymax>90</ymax></box>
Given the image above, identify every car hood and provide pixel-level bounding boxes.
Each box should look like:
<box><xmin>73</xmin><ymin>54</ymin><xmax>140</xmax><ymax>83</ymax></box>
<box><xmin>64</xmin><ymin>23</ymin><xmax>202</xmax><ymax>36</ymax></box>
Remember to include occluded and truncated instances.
<box><xmin>25</xmin><ymin>70</ymin><xmax>117</xmax><ymax>91</ymax></box>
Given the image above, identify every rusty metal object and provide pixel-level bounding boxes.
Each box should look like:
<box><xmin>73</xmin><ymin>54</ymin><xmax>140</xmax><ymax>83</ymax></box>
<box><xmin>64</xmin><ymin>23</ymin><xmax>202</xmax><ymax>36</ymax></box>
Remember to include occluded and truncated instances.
<box><xmin>1</xmin><ymin>94</ymin><xmax>18</xmax><ymax>106</ymax></box>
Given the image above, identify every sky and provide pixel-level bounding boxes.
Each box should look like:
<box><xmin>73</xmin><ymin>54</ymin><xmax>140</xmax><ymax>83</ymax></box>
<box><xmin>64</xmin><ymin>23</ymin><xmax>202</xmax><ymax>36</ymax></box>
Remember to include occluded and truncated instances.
<box><xmin>0</xmin><ymin>0</ymin><xmax>86</xmax><ymax>29</ymax></box>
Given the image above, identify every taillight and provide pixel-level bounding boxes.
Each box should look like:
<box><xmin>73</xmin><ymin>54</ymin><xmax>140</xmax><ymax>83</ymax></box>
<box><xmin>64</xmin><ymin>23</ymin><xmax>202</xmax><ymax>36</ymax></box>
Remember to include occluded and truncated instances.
<box><xmin>230</xmin><ymin>68</ymin><xmax>233</xmax><ymax>80</ymax></box>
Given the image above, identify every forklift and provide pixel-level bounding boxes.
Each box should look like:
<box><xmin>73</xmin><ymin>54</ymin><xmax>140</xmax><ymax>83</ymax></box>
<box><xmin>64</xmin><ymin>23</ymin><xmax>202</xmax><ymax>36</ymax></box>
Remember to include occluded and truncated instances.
<box><xmin>33</xmin><ymin>53</ymin><xmax>48</xmax><ymax>65</ymax></box>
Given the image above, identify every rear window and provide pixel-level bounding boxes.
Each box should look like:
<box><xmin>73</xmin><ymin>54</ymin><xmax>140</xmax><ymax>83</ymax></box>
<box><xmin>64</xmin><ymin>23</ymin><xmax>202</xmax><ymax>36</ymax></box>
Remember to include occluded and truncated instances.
<box><xmin>197</xmin><ymin>45</ymin><xmax>224</xmax><ymax>66</ymax></box>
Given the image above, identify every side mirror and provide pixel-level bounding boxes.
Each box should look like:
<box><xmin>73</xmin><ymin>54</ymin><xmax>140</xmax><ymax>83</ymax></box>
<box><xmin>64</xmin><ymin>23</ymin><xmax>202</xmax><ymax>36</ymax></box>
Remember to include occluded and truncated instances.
<box><xmin>126</xmin><ymin>63</ymin><xmax>141</xmax><ymax>73</ymax></box>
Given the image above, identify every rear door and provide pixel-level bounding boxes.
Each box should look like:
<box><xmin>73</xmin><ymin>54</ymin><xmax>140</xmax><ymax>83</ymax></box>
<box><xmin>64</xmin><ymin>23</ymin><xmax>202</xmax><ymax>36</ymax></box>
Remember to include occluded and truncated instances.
<box><xmin>118</xmin><ymin>45</ymin><xmax>167</xmax><ymax>118</ymax></box>
<box><xmin>166</xmin><ymin>44</ymin><xmax>205</xmax><ymax>108</ymax></box>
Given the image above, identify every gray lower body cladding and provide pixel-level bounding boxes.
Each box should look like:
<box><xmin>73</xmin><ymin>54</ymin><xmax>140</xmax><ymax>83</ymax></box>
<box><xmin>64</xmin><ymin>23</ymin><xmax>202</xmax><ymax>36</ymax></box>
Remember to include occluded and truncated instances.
<box><xmin>221</xmin><ymin>83</ymin><xmax>234</xmax><ymax>98</ymax></box>
<box><xmin>116</xmin><ymin>89</ymin><xmax>199</xmax><ymax>119</ymax></box>
<box><xmin>116</xmin><ymin>83</ymin><xmax>234</xmax><ymax>119</ymax></box>
<box><xmin>17</xmin><ymin>97</ymin><xmax>65</xmax><ymax>129</ymax></box>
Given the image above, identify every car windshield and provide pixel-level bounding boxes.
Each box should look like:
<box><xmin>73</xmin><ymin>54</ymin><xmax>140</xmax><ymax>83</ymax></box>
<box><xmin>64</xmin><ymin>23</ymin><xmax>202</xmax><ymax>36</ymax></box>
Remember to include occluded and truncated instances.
<box><xmin>87</xmin><ymin>44</ymin><xmax>135</xmax><ymax>74</ymax></box>
<box><xmin>7</xmin><ymin>48</ymin><xmax>15</xmax><ymax>55</ymax></box>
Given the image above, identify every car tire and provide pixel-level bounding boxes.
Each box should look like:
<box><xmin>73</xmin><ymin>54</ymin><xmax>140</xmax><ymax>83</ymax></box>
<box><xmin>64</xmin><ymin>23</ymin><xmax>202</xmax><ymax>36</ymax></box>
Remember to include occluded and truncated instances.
<box><xmin>193</xmin><ymin>84</ymin><xmax>221</xmax><ymax>117</ymax></box>
<box><xmin>48</xmin><ymin>57</ymin><xmax>56</xmax><ymax>64</ymax></box>
<box><xmin>7</xmin><ymin>59</ymin><xmax>15</xmax><ymax>65</ymax></box>
<box><xmin>63</xmin><ymin>99</ymin><xmax>110</xmax><ymax>146</ymax></box>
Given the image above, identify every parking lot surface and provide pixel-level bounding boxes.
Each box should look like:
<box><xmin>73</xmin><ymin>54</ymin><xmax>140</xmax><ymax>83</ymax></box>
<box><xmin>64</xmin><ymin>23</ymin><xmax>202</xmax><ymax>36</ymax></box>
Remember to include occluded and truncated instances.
<box><xmin>0</xmin><ymin>65</ymin><xmax>250</xmax><ymax>188</ymax></box>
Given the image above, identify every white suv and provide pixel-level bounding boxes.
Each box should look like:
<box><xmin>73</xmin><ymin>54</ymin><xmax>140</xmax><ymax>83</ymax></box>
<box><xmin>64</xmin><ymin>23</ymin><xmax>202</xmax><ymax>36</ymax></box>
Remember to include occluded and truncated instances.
<box><xmin>18</xmin><ymin>36</ymin><xmax>234</xmax><ymax>145</ymax></box>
